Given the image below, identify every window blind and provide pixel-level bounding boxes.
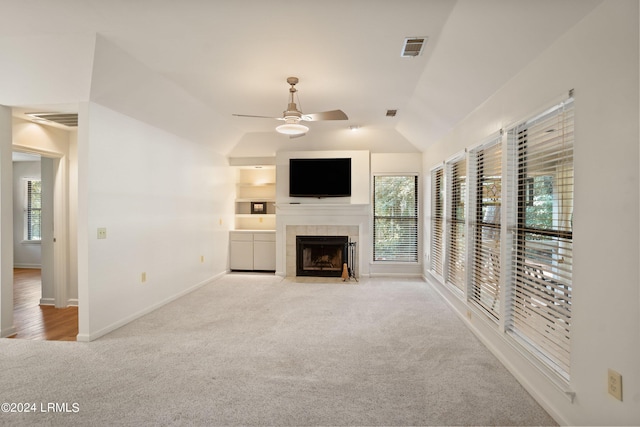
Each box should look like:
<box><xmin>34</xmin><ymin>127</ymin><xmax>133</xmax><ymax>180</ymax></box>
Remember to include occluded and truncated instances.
<box><xmin>469</xmin><ymin>139</ymin><xmax>502</xmax><ymax>321</ymax></box>
<box><xmin>430</xmin><ymin>168</ymin><xmax>444</xmax><ymax>276</ymax></box>
<box><xmin>373</xmin><ymin>175</ymin><xmax>418</xmax><ymax>262</ymax></box>
<box><xmin>26</xmin><ymin>179</ymin><xmax>42</xmax><ymax>241</ymax></box>
<box><xmin>446</xmin><ymin>157</ymin><xmax>466</xmax><ymax>292</ymax></box>
<box><xmin>507</xmin><ymin>98</ymin><xmax>574</xmax><ymax>379</ymax></box>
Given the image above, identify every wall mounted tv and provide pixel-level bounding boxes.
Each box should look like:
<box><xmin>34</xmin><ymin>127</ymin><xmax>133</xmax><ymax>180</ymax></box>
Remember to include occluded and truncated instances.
<box><xmin>289</xmin><ymin>158</ymin><xmax>352</xmax><ymax>198</ymax></box>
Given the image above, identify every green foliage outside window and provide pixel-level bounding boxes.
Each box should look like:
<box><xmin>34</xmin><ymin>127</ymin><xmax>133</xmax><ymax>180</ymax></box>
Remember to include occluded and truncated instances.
<box><xmin>525</xmin><ymin>176</ymin><xmax>553</xmax><ymax>230</ymax></box>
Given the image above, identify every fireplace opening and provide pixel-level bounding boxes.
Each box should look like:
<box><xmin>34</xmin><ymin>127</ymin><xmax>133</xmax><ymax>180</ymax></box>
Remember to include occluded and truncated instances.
<box><xmin>296</xmin><ymin>236</ymin><xmax>348</xmax><ymax>277</ymax></box>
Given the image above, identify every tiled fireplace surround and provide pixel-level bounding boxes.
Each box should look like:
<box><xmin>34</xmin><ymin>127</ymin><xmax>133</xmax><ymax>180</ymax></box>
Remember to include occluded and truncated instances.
<box><xmin>286</xmin><ymin>225</ymin><xmax>359</xmax><ymax>277</ymax></box>
<box><xmin>276</xmin><ymin>204</ymin><xmax>369</xmax><ymax>277</ymax></box>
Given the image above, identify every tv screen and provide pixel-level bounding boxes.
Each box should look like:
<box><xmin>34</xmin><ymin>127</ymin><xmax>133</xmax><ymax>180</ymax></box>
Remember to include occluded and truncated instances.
<box><xmin>289</xmin><ymin>158</ymin><xmax>351</xmax><ymax>198</ymax></box>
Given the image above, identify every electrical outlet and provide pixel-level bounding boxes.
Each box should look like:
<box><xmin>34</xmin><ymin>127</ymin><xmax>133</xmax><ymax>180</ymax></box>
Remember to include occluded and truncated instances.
<box><xmin>608</xmin><ymin>369</ymin><xmax>623</xmax><ymax>401</ymax></box>
<box><xmin>141</xmin><ymin>272</ymin><xmax>147</xmax><ymax>283</ymax></box>
<box><xmin>97</xmin><ymin>228</ymin><xmax>107</xmax><ymax>239</ymax></box>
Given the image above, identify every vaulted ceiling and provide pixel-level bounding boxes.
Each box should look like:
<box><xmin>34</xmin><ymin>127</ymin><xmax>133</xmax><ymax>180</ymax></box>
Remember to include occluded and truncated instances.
<box><xmin>0</xmin><ymin>0</ymin><xmax>602</xmax><ymax>157</ymax></box>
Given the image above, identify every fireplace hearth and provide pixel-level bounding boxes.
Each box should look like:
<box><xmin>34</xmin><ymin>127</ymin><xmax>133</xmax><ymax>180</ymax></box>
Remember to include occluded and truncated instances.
<box><xmin>296</xmin><ymin>236</ymin><xmax>348</xmax><ymax>277</ymax></box>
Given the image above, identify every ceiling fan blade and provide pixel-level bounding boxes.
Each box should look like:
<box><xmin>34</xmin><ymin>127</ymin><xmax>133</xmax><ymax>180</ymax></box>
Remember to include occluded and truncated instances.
<box><xmin>232</xmin><ymin>114</ymin><xmax>280</xmax><ymax>119</ymax></box>
<box><xmin>302</xmin><ymin>109</ymin><xmax>348</xmax><ymax>121</ymax></box>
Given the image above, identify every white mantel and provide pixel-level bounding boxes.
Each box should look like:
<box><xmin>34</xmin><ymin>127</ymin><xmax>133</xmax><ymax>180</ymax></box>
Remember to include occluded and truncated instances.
<box><xmin>275</xmin><ymin>203</ymin><xmax>370</xmax><ymax>277</ymax></box>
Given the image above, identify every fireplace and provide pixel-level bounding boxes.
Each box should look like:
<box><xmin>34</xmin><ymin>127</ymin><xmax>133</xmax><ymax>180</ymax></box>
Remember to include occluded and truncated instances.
<box><xmin>296</xmin><ymin>236</ymin><xmax>348</xmax><ymax>277</ymax></box>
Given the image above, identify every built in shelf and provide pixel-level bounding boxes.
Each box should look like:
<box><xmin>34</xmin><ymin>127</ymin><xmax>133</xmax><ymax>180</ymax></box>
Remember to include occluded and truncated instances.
<box><xmin>236</xmin><ymin>183</ymin><xmax>276</xmax><ymax>187</ymax></box>
<box><xmin>234</xmin><ymin>165</ymin><xmax>276</xmax><ymax>230</ymax></box>
<box><xmin>235</xmin><ymin>198</ymin><xmax>276</xmax><ymax>203</ymax></box>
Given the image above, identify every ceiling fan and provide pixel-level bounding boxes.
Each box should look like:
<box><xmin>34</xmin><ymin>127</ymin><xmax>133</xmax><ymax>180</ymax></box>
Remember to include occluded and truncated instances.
<box><xmin>232</xmin><ymin>76</ymin><xmax>348</xmax><ymax>137</ymax></box>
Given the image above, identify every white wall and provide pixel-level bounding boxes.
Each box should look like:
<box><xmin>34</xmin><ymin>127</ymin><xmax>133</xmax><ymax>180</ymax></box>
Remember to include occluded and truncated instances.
<box><xmin>0</xmin><ymin>106</ymin><xmax>15</xmax><ymax>337</ymax></box>
<box><xmin>77</xmin><ymin>102</ymin><xmax>234</xmax><ymax>341</ymax></box>
<box><xmin>422</xmin><ymin>1</ymin><xmax>639</xmax><ymax>425</ymax></box>
<box><xmin>12</xmin><ymin>160</ymin><xmax>41</xmax><ymax>268</ymax></box>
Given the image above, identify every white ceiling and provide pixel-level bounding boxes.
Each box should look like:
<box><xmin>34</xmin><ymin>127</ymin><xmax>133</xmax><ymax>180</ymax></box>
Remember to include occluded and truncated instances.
<box><xmin>0</xmin><ymin>0</ymin><xmax>603</xmax><ymax>156</ymax></box>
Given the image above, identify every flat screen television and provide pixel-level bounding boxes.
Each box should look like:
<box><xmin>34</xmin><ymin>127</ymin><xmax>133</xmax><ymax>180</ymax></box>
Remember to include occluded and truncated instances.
<box><xmin>289</xmin><ymin>158</ymin><xmax>351</xmax><ymax>198</ymax></box>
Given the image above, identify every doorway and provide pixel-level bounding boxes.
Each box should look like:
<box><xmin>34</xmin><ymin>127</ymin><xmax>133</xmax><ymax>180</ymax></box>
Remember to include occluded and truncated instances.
<box><xmin>10</xmin><ymin>149</ymin><xmax>77</xmax><ymax>340</ymax></box>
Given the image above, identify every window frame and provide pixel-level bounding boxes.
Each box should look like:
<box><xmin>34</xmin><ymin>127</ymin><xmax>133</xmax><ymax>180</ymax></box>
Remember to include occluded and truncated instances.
<box><xmin>444</xmin><ymin>153</ymin><xmax>467</xmax><ymax>294</ymax></box>
<box><xmin>506</xmin><ymin>97</ymin><xmax>574</xmax><ymax>380</ymax></box>
<box><xmin>372</xmin><ymin>174</ymin><xmax>419</xmax><ymax>263</ymax></box>
<box><xmin>429</xmin><ymin>166</ymin><xmax>445</xmax><ymax>278</ymax></box>
<box><xmin>23</xmin><ymin>178</ymin><xmax>42</xmax><ymax>243</ymax></box>
<box><xmin>468</xmin><ymin>134</ymin><xmax>503</xmax><ymax>322</ymax></box>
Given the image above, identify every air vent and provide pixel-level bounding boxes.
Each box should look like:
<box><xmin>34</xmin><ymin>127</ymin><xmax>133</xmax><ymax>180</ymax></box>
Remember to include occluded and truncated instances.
<box><xmin>401</xmin><ymin>37</ymin><xmax>427</xmax><ymax>57</ymax></box>
<box><xmin>27</xmin><ymin>112</ymin><xmax>78</xmax><ymax>127</ymax></box>
<box><xmin>386</xmin><ymin>109</ymin><xmax>398</xmax><ymax>117</ymax></box>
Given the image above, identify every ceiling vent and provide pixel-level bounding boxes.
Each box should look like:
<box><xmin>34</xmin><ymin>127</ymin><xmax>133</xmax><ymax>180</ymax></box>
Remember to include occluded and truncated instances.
<box><xmin>386</xmin><ymin>109</ymin><xmax>398</xmax><ymax>117</ymax></box>
<box><xmin>27</xmin><ymin>112</ymin><xmax>78</xmax><ymax>127</ymax></box>
<box><xmin>401</xmin><ymin>37</ymin><xmax>427</xmax><ymax>57</ymax></box>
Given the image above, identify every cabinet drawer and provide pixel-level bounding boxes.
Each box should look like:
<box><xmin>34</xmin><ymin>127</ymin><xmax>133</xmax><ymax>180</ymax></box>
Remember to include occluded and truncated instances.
<box><xmin>229</xmin><ymin>232</ymin><xmax>254</xmax><ymax>242</ymax></box>
<box><xmin>253</xmin><ymin>232</ymin><xmax>276</xmax><ymax>242</ymax></box>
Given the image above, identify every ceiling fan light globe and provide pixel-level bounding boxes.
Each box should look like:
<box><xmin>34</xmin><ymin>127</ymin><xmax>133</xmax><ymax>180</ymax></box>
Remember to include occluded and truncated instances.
<box><xmin>276</xmin><ymin>123</ymin><xmax>309</xmax><ymax>135</ymax></box>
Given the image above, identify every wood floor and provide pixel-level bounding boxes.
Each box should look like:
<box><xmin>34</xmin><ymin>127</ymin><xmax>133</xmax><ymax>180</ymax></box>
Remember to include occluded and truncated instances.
<box><xmin>9</xmin><ymin>268</ymin><xmax>78</xmax><ymax>341</ymax></box>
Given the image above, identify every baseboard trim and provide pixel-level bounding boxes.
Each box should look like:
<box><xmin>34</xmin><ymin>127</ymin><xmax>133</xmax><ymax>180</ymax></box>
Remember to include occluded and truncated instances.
<box><xmin>369</xmin><ymin>272</ymin><xmax>423</xmax><ymax>278</ymax></box>
<box><xmin>39</xmin><ymin>298</ymin><xmax>79</xmax><ymax>307</ymax></box>
<box><xmin>13</xmin><ymin>264</ymin><xmax>41</xmax><ymax>269</ymax></box>
<box><xmin>78</xmin><ymin>272</ymin><xmax>226</xmax><ymax>342</ymax></box>
<box><xmin>1</xmin><ymin>325</ymin><xmax>17</xmax><ymax>338</ymax></box>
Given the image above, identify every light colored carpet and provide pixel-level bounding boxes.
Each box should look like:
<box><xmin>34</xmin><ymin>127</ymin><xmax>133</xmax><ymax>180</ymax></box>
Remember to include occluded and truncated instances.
<box><xmin>0</xmin><ymin>274</ymin><xmax>557</xmax><ymax>426</ymax></box>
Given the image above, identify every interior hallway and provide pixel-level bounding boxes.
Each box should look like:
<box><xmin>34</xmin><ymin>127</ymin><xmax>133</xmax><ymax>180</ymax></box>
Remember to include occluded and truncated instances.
<box><xmin>10</xmin><ymin>268</ymin><xmax>77</xmax><ymax>341</ymax></box>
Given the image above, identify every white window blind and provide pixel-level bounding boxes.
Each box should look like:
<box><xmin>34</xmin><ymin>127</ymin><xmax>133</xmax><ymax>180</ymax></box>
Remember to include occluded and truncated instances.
<box><xmin>430</xmin><ymin>168</ymin><xmax>444</xmax><ymax>276</ymax></box>
<box><xmin>446</xmin><ymin>157</ymin><xmax>466</xmax><ymax>292</ymax></box>
<box><xmin>507</xmin><ymin>98</ymin><xmax>574</xmax><ymax>379</ymax></box>
<box><xmin>373</xmin><ymin>175</ymin><xmax>418</xmax><ymax>262</ymax></box>
<box><xmin>25</xmin><ymin>179</ymin><xmax>42</xmax><ymax>241</ymax></box>
<box><xmin>469</xmin><ymin>138</ymin><xmax>502</xmax><ymax>321</ymax></box>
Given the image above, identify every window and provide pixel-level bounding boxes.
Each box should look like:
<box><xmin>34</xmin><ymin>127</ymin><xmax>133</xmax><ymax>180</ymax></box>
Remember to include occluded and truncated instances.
<box><xmin>430</xmin><ymin>167</ymin><xmax>444</xmax><ymax>276</ymax></box>
<box><xmin>446</xmin><ymin>156</ymin><xmax>466</xmax><ymax>292</ymax></box>
<box><xmin>469</xmin><ymin>137</ymin><xmax>502</xmax><ymax>321</ymax></box>
<box><xmin>24</xmin><ymin>179</ymin><xmax>42</xmax><ymax>241</ymax></box>
<box><xmin>373</xmin><ymin>175</ymin><xmax>418</xmax><ymax>262</ymax></box>
<box><xmin>507</xmin><ymin>98</ymin><xmax>574</xmax><ymax>379</ymax></box>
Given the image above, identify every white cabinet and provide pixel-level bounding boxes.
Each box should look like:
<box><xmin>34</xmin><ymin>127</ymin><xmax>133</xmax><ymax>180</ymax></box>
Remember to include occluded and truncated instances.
<box><xmin>229</xmin><ymin>232</ymin><xmax>254</xmax><ymax>270</ymax></box>
<box><xmin>253</xmin><ymin>233</ymin><xmax>276</xmax><ymax>271</ymax></box>
<box><xmin>229</xmin><ymin>231</ymin><xmax>276</xmax><ymax>271</ymax></box>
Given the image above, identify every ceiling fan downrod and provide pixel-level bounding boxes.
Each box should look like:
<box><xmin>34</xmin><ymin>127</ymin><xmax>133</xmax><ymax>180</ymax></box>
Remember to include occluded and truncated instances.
<box><xmin>284</xmin><ymin>77</ymin><xmax>302</xmax><ymax>120</ymax></box>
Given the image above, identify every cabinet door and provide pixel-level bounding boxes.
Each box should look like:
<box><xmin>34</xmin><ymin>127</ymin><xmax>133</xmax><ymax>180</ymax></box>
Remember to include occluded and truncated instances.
<box><xmin>229</xmin><ymin>240</ymin><xmax>254</xmax><ymax>270</ymax></box>
<box><xmin>253</xmin><ymin>233</ymin><xmax>275</xmax><ymax>271</ymax></box>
